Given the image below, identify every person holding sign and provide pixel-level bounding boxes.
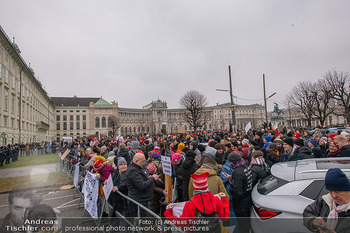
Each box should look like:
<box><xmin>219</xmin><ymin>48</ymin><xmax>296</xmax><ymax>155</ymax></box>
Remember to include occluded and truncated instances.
<box><xmin>126</xmin><ymin>153</ymin><xmax>159</xmax><ymax>218</ymax></box>
<box><xmin>105</xmin><ymin>157</ymin><xmax>128</xmax><ymax>226</ymax></box>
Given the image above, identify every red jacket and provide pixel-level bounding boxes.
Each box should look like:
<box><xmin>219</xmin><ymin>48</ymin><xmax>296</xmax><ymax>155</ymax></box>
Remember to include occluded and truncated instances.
<box><xmin>164</xmin><ymin>191</ymin><xmax>230</xmax><ymax>232</ymax></box>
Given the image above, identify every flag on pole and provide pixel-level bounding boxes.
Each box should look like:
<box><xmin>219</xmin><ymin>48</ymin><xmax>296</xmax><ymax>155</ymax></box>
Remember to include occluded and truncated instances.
<box><xmin>245</xmin><ymin>122</ymin><xmax>252</xmax><ymax>133</ymax></box>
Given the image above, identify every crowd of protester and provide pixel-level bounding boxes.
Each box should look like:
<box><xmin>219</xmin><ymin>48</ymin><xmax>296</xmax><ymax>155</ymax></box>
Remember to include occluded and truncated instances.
<box><xmin>57</xmin><ymin>126</ymin><xmax>350</xmax><ymax>233</ymax></box>
<box><xmin>0</xmin><ymin>141</ymin><xmax>59</xmax><ymax>167</ymax></box>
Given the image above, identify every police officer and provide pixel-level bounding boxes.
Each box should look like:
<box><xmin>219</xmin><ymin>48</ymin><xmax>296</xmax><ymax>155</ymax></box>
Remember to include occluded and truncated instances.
<box><xmin>0</xmin><ymin>147</ymin><xmax>5</xmax><ymax>167</ymax></box>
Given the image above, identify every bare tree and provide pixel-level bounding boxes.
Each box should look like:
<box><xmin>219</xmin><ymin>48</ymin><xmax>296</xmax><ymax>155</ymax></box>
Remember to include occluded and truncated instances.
<box><xmin>323</xmin><ymin>70</ymin><xmax>350</xmax><ymax>124</ymax></box>
<box><xmin>108</xmin><ymin>115</ymin><xmax>120</xmax><ymax>136</ymax></box>
<box><xmin>179</xmin><ymin>90</ymin><xmax>208</xmax><ymax>131</ymax></box>
<box><xmin>311</xmin><ymin>78</ymin><xmax>336</xmax><ymax>126</ymax></box>
<box><xmin>288</xmin><ymin>81</ymin><xmax>316</xmax><ymax>128</ymax></box>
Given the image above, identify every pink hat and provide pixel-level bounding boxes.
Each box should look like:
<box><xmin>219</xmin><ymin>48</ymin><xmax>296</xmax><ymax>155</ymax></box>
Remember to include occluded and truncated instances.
<box><xmin>172</xmin><ymin>153</ymin><xmax>182</xmax><ymax>163</ymax></box>
<box><xmin>191</xmin><ymin>172</ymin><xmax>209</xmax><ymax>190</ymax></box>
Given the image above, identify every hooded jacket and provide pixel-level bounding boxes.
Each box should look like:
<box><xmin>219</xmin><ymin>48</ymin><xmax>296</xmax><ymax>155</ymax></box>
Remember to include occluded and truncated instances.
<box><xmin>182</xmin><ymin>151</ymin><xmax>198</xmax><ymax>201</ymax></box>
<box><xmin>117</xmin><ymin>148</ymin><xmax>131</xmax><ymax>165</ymax></box>
<box><xmin>164</xmin><ymin>191</ymin><xmax>230</xmax><ymax>232</ymax></box>
<box><xmin>188</xmin><ymin>165</ymin><xmax>229</xmax><ymax>200</ymax></box>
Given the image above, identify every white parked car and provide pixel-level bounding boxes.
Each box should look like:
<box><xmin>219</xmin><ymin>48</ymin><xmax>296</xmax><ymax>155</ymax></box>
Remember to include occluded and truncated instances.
<box><xmin>250</xmin><ymin>157</ymin><xmax>350</xmax><ymax>233</ymax></box>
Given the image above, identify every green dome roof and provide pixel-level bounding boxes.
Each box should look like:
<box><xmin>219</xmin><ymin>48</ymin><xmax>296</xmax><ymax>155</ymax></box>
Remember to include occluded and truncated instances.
<box><xmin>95</xmin><ymin>98</ymin><xmax>111</xmax><ymax>105</ymax></box>
<box><xmin>11</xmin><ymin>37</ymin><xmax>21</xmax><ymax>53</ymax></box>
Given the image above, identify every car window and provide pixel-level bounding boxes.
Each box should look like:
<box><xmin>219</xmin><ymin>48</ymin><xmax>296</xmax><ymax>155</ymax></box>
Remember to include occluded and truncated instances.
<box><xmin>257</xmin><ymin>175</ymin><xmax>287</xmax><ymax>195</ymax></box>
<box><xmin>318</xmin><ymin>185</ymin><xmax>329</xmax><ymax>198</ymax></box>
<box><xmin>299</xmin><ymin>180</ymin><xmax>324</xmax><ymax>200</ymax></box>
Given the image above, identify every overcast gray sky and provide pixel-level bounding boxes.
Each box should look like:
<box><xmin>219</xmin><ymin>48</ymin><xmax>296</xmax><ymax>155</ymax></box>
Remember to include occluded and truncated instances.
<box><xmin>1</xmin><ymin>0</ymin><xmax>349</xmax><ymax>110</ymax></box>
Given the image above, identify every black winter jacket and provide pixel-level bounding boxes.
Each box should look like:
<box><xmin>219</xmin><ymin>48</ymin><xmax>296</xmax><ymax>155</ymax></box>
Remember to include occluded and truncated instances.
<box><xmin>109</xmin><ymin>169</ymin><xmax>128</xmax><ymax>213</ymax></box>
<box><xmin>250</xmin><ymin>164</ymin><xmax>269</xmax><ymax>187</ymax></box>
<box><xmin>181</xmin><ymin>153</ymin><xmax>198</xmax><ymax>201</ymax></box>
<box><xmin>303</xmin><ymin>193</ymin><xmax>350</xmax><ymax>233</ymax></box>
<box><xmin>266</xmin><ymin>151</ymin><xmax>279</xmax><ymax>166</ymax></box>
<box><xmin>280</xmin><ymin>149</ymin><xmax>305</xmax><ymax>162</ymax></box>
<box><xmin>338</xmin><ymin>144</ymin><xmax>350</xmax><ymax>157</ymax></box>
<box><xmin>230</xmin><ymin>165</ymin><xmax>253</xmax><ymax>200</ymax></box>
<box><xmin>117</xmin><ymin>148</ymin><xmax>131</xmax><ymax>165</ymax></box>
<box><xmin>126</xmin><ymin>162</ymin><xmax>155</xmax><ymax>202</ymax></box>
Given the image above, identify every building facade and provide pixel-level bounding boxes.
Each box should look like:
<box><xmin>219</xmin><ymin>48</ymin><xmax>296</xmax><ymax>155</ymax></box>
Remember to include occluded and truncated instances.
<box><xmin>2</xmin><ymin>25</ymin><xmax>348</xmax><ymax>146</ymax></box>
<box><xmin>0</xmin><ymin>26</ymin><xmax>55</xmax><ymax>146</ymax></box>
<box><xmin>51</xmin><ymin>97</ymin><xmax>266</xmax><ymax>140</ymax></box>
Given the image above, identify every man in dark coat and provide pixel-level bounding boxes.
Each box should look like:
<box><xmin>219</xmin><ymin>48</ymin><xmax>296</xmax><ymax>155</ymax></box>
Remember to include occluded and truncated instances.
<box><xmin>303</xmin><ymin>168</ymin><xmax>350</xmax><ymax>233</ymax></box>
<box><xmin>126</xmin><ymin>153</ymin><xmax>158</xmax><ymax>217</ymax></box>
<box><xmin>334</xmin><ymin>135</ymin><xmax>350</xmax><ymax>157</ymax></box>
<box><xmin>254</xmin><ymin>131</ymin><xmax>264</xmax><ymax>149</ymax></box>
<box><xmin>280</xmin><ymin>137</ymin><xmax>305</xmax><ymax>162</ymax></box>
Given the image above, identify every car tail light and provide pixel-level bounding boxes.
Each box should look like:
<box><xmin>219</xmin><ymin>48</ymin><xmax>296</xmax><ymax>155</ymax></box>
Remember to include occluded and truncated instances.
<box><xmin>253</xmin><ymin>204</ymin><xmax>281</xmax><ymax>220</ymax></box>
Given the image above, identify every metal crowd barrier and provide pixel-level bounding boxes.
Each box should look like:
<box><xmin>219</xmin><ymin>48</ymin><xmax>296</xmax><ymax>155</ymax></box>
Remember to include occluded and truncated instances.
<box><xmin>112</xmin><ymin>190</ymin><xmax>185</xmax><ymax>233</ymax></box>
<box><xmin>72</xmin><ymin>164</ymin><xmax>85</xmax><ymax>209</ymax></box>
<box><xmin>56</xmin><ymin>157</ymin><xmax>184</xmax><ymax>233</ymax></box>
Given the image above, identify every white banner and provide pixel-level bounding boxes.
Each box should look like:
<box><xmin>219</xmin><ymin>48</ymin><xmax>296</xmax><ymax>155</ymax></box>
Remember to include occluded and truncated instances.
<box><xmin>161</xmin><ymin>156</ymin><xmax>172</xmax><ymax>176</ymax></box>
<box><xmin>245</xmin><ymin>122</ymin><xmax>252</xmax><ymax>133</ymax></box>
<box><xmin>103</xmin><ymin>175</ymin><xmax>113</xmax><ymax>201</ymax></box>
<box><xmin>83</xmin><ymin>172</ymin><xmax>99</xmax><ymax>219</ymax></box>
<box><xmin>73</xmin><ymin>164</ymin><xmax>80</xmax><ymax>188</ymax></box>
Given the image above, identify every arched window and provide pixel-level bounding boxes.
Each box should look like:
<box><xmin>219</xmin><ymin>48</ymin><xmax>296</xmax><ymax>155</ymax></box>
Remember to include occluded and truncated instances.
<box><xmin>108</xmin><ymin>117</ymin><xmax>112</xmax><ymax>127</ymax></box>
<box><xmin>95</xmin><ymin>117</ymin><xmax>100</xmax><ymax>128</ymax></box>
<box><xmin>63</xmin><ymin>122</ymin><xmax>67</xmax><ymax>130</ymax></box>
<box><xmin>102</xmin><ymin>117</ymin><xmax>106</xmax><ymax>128</ymax></box>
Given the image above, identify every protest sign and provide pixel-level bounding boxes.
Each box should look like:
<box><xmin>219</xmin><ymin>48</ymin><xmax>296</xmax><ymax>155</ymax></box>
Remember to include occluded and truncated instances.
<box><xmin>83</xmin><ymin>172</ymin><xmax>99</xmax><ymax>219</ymax></box>
<box><xmin>73</xmin><ymin>163</ymin><xmax>80</xmax><ymax>188</ymax></box>
<box><xmin>103</xmin><ymin>175</ymin><xmax>113</xmax><ymax>201</ymax></box>
<box><xmin>60</xmin><ymin>149</ymin><xmax>70</xmax><ymax>160</ymax></box>
<box><xmin>161</xmin><ymin>156</ymin><xmax>172</xmax><ymax>176</ymax></box>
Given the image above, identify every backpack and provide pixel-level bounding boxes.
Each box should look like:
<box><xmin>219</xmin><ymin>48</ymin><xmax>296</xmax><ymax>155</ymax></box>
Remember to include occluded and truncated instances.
<box><xmin>194</xmin><ymin>208</ymin><xmax>221</xmax><ymax>233</ymax></box>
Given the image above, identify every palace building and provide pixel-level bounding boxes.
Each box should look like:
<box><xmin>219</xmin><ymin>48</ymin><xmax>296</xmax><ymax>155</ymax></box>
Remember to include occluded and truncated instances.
<box><xmin>0</xmin><ymin>26</ymin><xmax>55</xmax><ymax>145</ymax></box>
<box><xmin>1</xmin><ymin>25</ymin><xmax>346</xmax><ymax>145</ymax></box>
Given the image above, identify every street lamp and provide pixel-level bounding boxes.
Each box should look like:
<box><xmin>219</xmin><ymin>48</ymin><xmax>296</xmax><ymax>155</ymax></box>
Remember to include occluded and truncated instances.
<box><xmin>1</xmin><ymin>132</ymin><xmax>6</xmax><ymax>146</ymax></box>
<box><xmin>263</xmin><ymin>74</ymin><xmax>276</xmax><ymax>128</ymax></box>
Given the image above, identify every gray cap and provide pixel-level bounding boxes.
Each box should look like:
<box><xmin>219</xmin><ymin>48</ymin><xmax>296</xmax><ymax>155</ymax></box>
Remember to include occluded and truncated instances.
<box><xmin>227</xmin><ymin>151</ymin><xmax>242</xmax><ymax>162</ymax></box>
<box><xmin>117</xmin><ymin>157</ymin><xmax>127</xmax><ymax>167</ymax></box>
